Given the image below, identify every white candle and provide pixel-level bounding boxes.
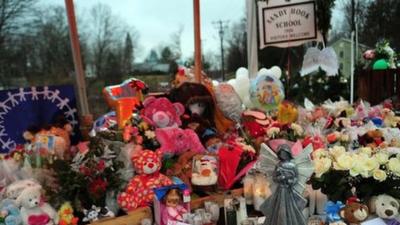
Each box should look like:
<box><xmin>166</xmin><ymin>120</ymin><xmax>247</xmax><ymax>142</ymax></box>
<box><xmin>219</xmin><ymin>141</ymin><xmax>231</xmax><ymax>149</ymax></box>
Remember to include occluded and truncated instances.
<box><xmin>243</xmin><ymin>174</ymin><xmax>255</xmax><ymax>205</ymax></box>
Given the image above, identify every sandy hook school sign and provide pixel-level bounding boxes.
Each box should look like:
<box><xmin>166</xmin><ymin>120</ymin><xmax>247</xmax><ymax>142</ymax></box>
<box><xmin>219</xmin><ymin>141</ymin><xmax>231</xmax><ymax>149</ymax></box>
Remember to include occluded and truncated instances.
<box><xmin>258</xmin><ymin>0</ymin><xmax>322</xmax><ymax>49</ymax></box>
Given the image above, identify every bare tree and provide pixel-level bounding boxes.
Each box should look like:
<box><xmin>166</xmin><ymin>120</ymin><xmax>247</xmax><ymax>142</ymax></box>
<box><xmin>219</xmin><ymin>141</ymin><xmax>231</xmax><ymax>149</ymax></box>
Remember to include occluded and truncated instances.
<box><xmin>0</xmin><ymin>0</ymin><xmax>35</xmax><ymax>47</ymax></box>
<box><xmin>226</xmin><ymin>18</ymin><xmax>247</xmax><ymax>73</ymax></box>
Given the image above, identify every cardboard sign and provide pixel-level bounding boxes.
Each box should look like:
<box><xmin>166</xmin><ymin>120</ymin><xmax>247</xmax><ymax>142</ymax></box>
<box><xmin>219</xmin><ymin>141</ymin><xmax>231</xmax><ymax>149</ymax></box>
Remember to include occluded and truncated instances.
<box><xmin>258</xmin><ymin>0</ymin><xmax>321</xmax><ymax>48</ymax></box>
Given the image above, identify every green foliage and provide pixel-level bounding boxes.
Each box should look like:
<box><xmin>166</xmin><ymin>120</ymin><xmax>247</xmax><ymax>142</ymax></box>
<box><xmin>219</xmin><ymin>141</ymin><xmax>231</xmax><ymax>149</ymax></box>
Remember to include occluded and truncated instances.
<box><xmin>285</xmin><ymin>69</ymin><xmax>349</xmax><ymax>105</ymax></box>
<box><xmin>310</xmin><ymin>170</ymin><xmax>354</xmax><ymax>202</ymax></box>
<box><xmin>49</xmin><ymin>132</ymin><xmax>125</xmax><ymax>210</ymax></box>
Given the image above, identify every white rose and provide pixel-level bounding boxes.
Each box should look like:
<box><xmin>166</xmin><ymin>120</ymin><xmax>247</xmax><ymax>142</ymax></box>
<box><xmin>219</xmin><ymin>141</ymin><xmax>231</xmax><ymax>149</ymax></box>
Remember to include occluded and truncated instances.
<box><xmin>373</xmin><ymin>169</ymin><xmax>387</xmax><ymax>182</ymax></box>
<box><xmin>267</xmin><ymin>127</ymin><xmax>280</xmax><ymax>138</ymax></box>
<box><xmin>312</xmin><ymin>149</ymin><xmax>329</xmax><ymax>160</ymax></box>
<box><xmin>290</xmin><ymin>123</ymin><xmax>303</xmax><ymax>136</ymax></box>
<box><xmin>333</xmin><ymin>153</ymin><xmax>354</xmax><ymax>170</ymax></box>
<box><xmin>374</xmin><ymin>152</ymin><xmax>389</xmax><ymax>164</ymax></box>
<box><xmin>314</xmin><ymin>157</ymin><xmax>332</xmax><ymax>178</ymax></box>
<box><xmin>330</xmin><ymin>146</ymin><xmax>346</xmax><ymax>159</ymax></box>
<box><xmin>349</xmin><ymin>154</ymin><xmax>369</xmax><ymax>177</ymax></box>
<box><xmin>388</xmin><ymin>158</ymin><xmax>400</xmax><ymax>176</ymax></box>
<box><xmin>359</xmin><ymin>147</ymin><xmax>372</xmax><ymax>157</ymax></box>
<box><xmin>364</xmin><ymin>157</ymin><xmax>379</xmax><ymax>172</ymax></box>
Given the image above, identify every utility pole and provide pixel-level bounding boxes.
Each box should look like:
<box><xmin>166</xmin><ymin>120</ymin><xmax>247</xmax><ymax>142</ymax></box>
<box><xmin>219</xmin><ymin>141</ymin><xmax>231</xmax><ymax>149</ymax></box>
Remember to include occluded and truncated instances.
<box><xmin>65</xmin><ymin>0</ymin><xmax>90</xmax><ymax>116</ymax></box>
<box><xmin>193</xmin><ymin>0</ymin><xmax>202</xmax><ymax>83</ymax></box>
<box><xmin>213</xmin><ymin>20</ymin><xmax>228</xmax><ymax>81</ymax></box>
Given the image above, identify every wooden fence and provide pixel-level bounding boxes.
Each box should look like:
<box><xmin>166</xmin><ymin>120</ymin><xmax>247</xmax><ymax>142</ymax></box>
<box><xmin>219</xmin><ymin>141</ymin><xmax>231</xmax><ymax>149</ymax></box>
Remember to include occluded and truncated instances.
<box><xmin>357</xmin><ymin>69</ymin><xmax>400</xmax><ymax>105</ymax></box>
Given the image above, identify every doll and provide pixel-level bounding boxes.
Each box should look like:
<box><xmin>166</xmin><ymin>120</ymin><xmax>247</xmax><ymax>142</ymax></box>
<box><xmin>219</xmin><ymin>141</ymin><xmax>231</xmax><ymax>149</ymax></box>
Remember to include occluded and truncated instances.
<box><xmin>161</xmin><ymin>189</ymin><xmax>188</xmax><ymax>225</ymax></box>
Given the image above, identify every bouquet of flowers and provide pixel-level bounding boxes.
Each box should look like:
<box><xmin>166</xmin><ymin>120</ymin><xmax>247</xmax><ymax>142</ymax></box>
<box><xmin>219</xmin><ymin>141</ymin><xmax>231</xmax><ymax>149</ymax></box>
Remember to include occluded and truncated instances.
<box><xmin>51</xmin><ymin>130</ymin><xmax>125</xmax><ymax>210</ymax></box>
<box><xmin>310</xmin><ymin>146</ymin><xmax>400</xmax><ymax>202</ymax></box>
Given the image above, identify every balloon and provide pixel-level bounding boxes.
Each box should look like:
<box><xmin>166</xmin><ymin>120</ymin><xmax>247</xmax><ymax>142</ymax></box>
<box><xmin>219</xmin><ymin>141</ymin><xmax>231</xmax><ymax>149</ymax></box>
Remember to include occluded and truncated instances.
<box><xmin>270</xmin><ymin>66</ymin><xmax>282</xmax><ymax>79</ymax></box>
<box><xmin>372</xmin><ymin>59</ymin><xmax>389</xmax><ymax>70</ymax></box>
<box><xmin>235</xmin><ymin>67</ymin><xmax>248</xmax><ymax>77</ymax></box>
<box><xmin>249</xmin><ymin>67</ymin><xmax>285</xmax><ymax>111</ymax></box>
<box><xmin>103</xmin><ymin>78</ymin><xmax>147</xmax><ymax>128</ymax></box>
<box><xmin>258</xmin><ymin>68</ymin><xmax>269</xmax><ymax>76</ymax></box>
<box><xmin>234</xmin><ymin>73</ymin><xmax>250</xmax><ymax>100</ymax></box>
<box><xmin>212</xmin><ymin>80</ymin><xmax>219</xmax><ymax>86</ymax></box>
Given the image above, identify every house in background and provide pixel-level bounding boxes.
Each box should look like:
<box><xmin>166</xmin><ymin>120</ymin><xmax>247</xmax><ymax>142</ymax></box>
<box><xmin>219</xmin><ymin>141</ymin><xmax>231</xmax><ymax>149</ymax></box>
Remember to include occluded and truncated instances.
<box><xmin>330</xmin><ymin>38</ymin><xmax>370</xmax><ymax>80</ymax></box>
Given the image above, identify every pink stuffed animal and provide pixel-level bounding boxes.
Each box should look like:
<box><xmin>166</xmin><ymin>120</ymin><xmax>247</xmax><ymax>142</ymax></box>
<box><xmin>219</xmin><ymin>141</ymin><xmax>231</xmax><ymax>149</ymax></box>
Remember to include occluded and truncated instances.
<box><xmin>142</xmin><ymin>97</ymin><xmax>185</xmax><ymax>128</ymax></box>
<box><xmin>156</xmin><ymin>127</ymin><xmax>205</xmax><ymax>157</ymax></box>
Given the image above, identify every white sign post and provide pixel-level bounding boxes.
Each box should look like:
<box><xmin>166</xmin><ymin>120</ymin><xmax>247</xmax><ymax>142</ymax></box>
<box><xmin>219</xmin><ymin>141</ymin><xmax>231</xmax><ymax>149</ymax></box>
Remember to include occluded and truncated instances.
<box><xmin>258</xmin><ymin>0</ymin><xmax>322</xmax><ymax>49</ymax></box>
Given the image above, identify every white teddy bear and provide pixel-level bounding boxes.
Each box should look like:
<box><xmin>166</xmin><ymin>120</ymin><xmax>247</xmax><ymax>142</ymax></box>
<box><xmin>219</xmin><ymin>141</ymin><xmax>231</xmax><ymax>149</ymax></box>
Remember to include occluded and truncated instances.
<box><xmin>369</xmin><ymin>194</ymin><xmax>400</xmax><ymax>221</ymax></box>
<box><xmin>16</xmin><ymin>186</ymin><xmax>58</xmax><ymax>225</ymax></box>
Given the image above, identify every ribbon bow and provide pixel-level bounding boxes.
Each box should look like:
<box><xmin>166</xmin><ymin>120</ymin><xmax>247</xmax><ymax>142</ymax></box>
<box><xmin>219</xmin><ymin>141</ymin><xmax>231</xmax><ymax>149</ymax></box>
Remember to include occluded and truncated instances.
<box><xmin>325</xmin><ymin>201</ymin><xmax>344</xmax><ymax>222</ymax></box>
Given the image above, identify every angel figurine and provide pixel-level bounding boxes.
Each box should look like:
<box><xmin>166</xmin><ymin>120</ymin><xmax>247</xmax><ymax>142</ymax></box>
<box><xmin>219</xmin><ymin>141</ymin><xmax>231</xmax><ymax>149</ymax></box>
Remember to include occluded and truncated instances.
<box><xmin>254</xmin><ymin>143</ymin><xmax>314</xmax><ymax>225</ymax></box>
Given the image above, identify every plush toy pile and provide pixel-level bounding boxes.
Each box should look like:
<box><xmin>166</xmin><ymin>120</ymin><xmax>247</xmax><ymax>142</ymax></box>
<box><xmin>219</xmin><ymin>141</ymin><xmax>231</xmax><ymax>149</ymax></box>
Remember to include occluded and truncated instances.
<box><xmin>2</xmin><ymin>68</ymin><xmax>400</xmax><ymax>225</ymax></box>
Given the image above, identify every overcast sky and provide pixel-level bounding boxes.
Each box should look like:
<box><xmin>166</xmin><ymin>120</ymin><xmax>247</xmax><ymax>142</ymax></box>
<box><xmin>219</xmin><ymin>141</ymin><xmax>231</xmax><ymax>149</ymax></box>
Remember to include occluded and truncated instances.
<box><xmin>40</xmin><ymin>0</ymin><xmax>341</xmax><ymax>62</ymax></box>
<box><xmin>41</xmin><ymin>0</ymin><xmax>245</xmax><ymax>62</ymax></box>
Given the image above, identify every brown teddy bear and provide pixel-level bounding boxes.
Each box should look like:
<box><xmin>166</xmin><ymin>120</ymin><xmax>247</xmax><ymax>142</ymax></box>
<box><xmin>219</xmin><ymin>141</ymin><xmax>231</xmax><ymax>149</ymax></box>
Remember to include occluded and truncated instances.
<box><xmin>358</xmin><ymin>129</ymin><xmax>385</xmax><ymax>148</ymax></box>
<box><xmin>340</xmin><ymin>202</ymin><xmax>369</xmax><ymax>225</ymax></box>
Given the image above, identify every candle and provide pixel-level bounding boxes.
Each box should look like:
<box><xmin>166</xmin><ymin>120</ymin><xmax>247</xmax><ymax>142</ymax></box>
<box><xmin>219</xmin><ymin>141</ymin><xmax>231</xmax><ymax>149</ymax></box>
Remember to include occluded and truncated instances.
<box><xmin>243</xmin><ymin>174</ymin><xmax>255</xmax><ymax>205</ymax></box>
<box><xmin>252</xmin><ymin>173</ymin><xmax>271</xmax><ymax>211</ymax></box>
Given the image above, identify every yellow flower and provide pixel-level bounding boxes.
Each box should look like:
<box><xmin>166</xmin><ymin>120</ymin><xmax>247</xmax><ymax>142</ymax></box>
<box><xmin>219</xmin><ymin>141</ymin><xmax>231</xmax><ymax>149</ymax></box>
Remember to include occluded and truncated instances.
<box><xmin>330</xmin><ymin>146</ymin><xmax>346</xmax><ymax>159</ymax></box>
<box><xmin>373</xmin><ymin>169</ymin><xmax>387</xmax><ymax>182</ymax></box>
<box><xmin>334</xmin><ymin>153</ymin><xmax>354</xmax><ymax>170</ymax></box>
<box><xmin>144</xmin><ymin>130</ymin><xmax>156</xmax><ymax>139</ymax></box>
<box><xmin>314</xmin><ymin>157</ymin><xmax>332</xmax><ymax>178</ymax></box>
<box><xmin>138</xmin><ymin>121</ymin><xmax>149</xmax><ymax>130</ymax></box>
<box><xmin>340</xmin><ymin>133</ymin><xmax>350</xmax><ymax>142</ymax></box>
<box><xmin>388</xmin><ymin>158</ymin><xmax>400</xmax><ymax>176</ymax></box>
<box><xmin>374</xmin><ymin>152</ymin><xmax>389</xmax><ymax>164</ymax></box>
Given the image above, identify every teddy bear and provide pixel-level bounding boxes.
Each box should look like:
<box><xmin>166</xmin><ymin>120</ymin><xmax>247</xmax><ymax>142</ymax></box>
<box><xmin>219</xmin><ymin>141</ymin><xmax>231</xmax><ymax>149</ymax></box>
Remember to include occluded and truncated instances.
<box><xmin>4</xmin><ymin>179</ymin><xmax>42</xmax><ymax>201</ymax></box>
<box><xmin>358</xmin><ymin>129</ymin><xmax>385</xmax><ymax>148</ymax></box>
<box><xmin>23</xmin><ymin>117</ymin><xmax>73</xmax><ymax>160</ymax></box>
<box><xmin>369</xmin><ymin>194</ymin><xmax>400</xmax><ymax>224</ymax></box>
<box><xmin>155</xmin><ymin>127</ymin><xmax>205</xmax><ymax>157</ymax></box>
<box><xmin>169</xmin><ymin>82</ymin><xmax>234</xmax><ymax>135</ymax></box>
<box><xmin>0</xmin><ymin>199</ymin><xmax>22</xmax><ymax>225</ymax></box>
<box><xmin>191</xmin><ymin>155</ymin><xmax>218</xmax><ymax>186</ymax></box>
<box><xmin>340</xmin><ymin>201</ymin><xmax>369</xmax><ymax>225</ymax></box>
<box><xmin>141</xmin><ymin>96</ymin><xmax>185</xmax><ymax>128</ymax></box>
<box><xmin>117</xmin><ymin>150</ymin><xmax>173</xmax><ymax>212</ymax></box>
<box><xmin>16</xmin><ymin>186</ymin><xmax>58</xmax><ymax>225</ymax></box>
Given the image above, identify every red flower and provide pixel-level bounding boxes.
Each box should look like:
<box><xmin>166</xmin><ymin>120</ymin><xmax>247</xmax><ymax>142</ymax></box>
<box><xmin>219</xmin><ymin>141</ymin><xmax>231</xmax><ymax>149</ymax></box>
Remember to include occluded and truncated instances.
<box><xmin>79</xmin><ymin>166</ymin><xmax>91</xmax><ymax>176</ymax></box>
<box><xmin>97</xmin><ymin>160</ymin><xmax>106</xmax><ymax>172</ymax></box>
<box><xmin>303</xmin><ymin>136</ymin><xmax>325</xmax><ymax>150</ymax></box>
<box><xmin>326</xmin><ymin>133</ymin><xmax>338</xmax><ymax>144</ymax></box>
<box><xmin>88</xmin><ymin>178</ymin><xmax>108</xmax><ymax>198</ymax></box>
<box><xmin>243</xmin><ymin>121</ymin><xmax>265</xmax><ymax>138</ymax></box>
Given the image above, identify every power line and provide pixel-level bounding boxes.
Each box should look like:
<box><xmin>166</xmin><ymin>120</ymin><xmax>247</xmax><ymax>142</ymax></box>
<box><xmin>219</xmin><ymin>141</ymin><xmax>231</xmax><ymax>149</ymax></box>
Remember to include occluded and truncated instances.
<box><xmin>212</xmin><ymin>20</ymin><xmax>229</xmax><ymax>81</ymax></box>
